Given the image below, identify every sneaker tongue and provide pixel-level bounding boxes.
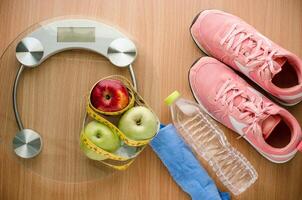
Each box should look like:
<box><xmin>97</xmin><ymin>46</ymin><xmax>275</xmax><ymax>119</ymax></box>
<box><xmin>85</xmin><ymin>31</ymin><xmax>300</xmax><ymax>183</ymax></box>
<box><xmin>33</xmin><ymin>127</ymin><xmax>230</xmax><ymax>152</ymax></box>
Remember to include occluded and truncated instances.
<box><xmin>233</xmin><ymin>96</ymin><xmax>243</xmax><ymax>106</ymax></box>
<box><xmin>271</xmin><ymin>57</ymin><xmax>287</xmax><ymax>77</ymax></box>
<box><xmin>237</xmin><ymin>36</ymin><xmax>257</xmax><ymax>55</ymax></box>
<box><xmin>261</xmin><ymin>115</ymin><xmax>282</xmax><ymax>139</ymax></box>
<box><xmin>224</xmin><ymin>90</ymin><xmax>244</xmax><ymax>106</ymax></box>
<box><xmin>274</xmin><ymin>57</ymin><xmax>287</xmax><ymax>66</ymax></box>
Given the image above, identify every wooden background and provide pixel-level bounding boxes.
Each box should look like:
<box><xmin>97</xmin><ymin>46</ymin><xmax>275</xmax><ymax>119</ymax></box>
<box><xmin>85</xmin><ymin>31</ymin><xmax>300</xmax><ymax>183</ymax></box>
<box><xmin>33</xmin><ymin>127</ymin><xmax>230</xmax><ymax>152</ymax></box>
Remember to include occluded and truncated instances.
<box><xmin>0</xmin><ymin>0</ymin><xmax>302</xmax><ymax>199</ymax></box>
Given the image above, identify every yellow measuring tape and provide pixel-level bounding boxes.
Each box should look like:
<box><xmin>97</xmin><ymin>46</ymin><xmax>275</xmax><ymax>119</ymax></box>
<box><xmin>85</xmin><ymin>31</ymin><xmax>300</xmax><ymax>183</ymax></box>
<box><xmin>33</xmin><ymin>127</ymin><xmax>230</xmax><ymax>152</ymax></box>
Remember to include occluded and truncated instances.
<box><xmin>81</xmin><ymin>133</ymin><xmax>132</xmax><ymax>161</ymax></box>
<box><xmin>101</xmin><ymin>160</ymin><xmax>135</xmax><ymax>170</ymax></box>
<box><xmin>80</xmin><ymin>133</ymin><xmax>138</xmax><ymax>170</ymax></box>
<box><xmin>80</xmin><ymin>75</ymin><xmax>159</xmax><ymax>170</ymax></box>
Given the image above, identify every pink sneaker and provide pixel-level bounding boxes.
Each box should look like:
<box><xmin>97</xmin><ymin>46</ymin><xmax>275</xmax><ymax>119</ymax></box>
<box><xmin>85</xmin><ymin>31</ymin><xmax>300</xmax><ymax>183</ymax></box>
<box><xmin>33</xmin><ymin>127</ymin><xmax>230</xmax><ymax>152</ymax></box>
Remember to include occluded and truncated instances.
<box><xmin>190</xmin><ymin>10</ymin><xmax>302</xmax><ymax>106</ymax></box>
<box><xmin>189</xmin><ymin>56</ymin><xmax>302</xmax><ymax>163</ymax></box>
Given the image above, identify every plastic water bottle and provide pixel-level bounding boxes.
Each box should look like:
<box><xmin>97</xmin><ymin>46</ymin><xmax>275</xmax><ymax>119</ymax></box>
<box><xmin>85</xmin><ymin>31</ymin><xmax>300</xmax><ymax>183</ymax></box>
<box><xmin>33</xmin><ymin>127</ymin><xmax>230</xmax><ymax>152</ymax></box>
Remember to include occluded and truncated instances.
<box><xmin>165</xmin><ymin>91</ymin><xmax>258</xmax><ymax>195</ymax></box>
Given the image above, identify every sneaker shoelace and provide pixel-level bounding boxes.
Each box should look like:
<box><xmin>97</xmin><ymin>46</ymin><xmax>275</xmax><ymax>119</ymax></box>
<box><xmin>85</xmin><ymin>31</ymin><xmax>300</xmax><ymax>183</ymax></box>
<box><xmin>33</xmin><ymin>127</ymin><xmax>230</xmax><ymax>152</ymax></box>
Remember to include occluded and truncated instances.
<box><xmin>220</xmin><ymin>24</ymin><xmax>281</xmax><ymax>80</ymax></box>
<box><xmin>214</xmin><ymin>79</ymin><xmax>277</xmax><ymax>138</ymax></box>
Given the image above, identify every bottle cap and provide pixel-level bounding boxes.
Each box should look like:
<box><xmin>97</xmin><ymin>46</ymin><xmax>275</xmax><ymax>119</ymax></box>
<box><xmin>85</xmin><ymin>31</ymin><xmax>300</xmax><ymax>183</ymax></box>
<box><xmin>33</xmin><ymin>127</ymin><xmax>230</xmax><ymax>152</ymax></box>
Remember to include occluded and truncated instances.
<box><xmin>164</xmin><ymin>91</ymin><xmax>181</xmax><ymax>106</ymax></box>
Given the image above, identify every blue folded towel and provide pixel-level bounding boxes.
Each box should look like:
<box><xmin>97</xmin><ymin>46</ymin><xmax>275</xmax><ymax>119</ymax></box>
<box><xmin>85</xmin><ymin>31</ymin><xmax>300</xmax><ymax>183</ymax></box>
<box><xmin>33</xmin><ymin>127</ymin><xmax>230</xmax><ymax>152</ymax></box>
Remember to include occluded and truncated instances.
<box><xmin>150</xmin><ymin>124</ymin><xmax>230</xmax><ymax>200</ymax></box>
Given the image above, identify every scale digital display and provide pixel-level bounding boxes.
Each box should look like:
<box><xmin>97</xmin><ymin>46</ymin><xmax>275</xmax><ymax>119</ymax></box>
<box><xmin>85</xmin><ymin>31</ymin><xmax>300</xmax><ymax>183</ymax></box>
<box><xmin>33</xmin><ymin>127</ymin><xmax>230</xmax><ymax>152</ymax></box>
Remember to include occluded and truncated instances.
<box><xmin>57</xmin><ymin>27</ymin><xmax>95</xmax><ymax>42</ymax></box>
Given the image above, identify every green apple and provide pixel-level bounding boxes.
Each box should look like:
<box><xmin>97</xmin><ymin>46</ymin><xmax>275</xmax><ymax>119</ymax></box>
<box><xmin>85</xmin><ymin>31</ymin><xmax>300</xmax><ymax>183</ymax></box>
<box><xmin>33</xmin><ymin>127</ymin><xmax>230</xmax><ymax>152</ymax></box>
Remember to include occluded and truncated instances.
<box><xmin>118</xmin><ymin>106</ymin><xmax>157</xmax><ymax>140</ymax></box>
<box><xmin>83</xmin><ymin>121</ymin><xmax>120</xmax><ymax>153</ymax></box>
<box><xmin>80</xmin><ymin>130</ymin><xmax>107</xmax><ymax>161</ymax></box>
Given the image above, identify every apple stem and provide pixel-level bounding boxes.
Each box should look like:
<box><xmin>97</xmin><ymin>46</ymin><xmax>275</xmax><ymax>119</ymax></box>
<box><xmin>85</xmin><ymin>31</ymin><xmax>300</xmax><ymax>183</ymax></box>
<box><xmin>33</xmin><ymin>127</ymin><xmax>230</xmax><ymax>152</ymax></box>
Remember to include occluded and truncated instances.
<box><xmin>105</xmin><ymin>94</ymin><xmax>111</xmax><ymax>100</ymax></box>
<box><xmin>136</xmin><ymin>119</ymin><xmax>141</xmax><ymax>126</ymax></box>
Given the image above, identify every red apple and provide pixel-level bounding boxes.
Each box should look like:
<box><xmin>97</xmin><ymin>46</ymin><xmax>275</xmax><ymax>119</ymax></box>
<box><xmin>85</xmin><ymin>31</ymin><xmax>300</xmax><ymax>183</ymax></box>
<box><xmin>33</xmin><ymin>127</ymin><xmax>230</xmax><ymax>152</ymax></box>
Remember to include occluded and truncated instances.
<box><xmin>90</xmin><ymin>79</ymin><xmax>130</xmax><ymax>112</ymax></box>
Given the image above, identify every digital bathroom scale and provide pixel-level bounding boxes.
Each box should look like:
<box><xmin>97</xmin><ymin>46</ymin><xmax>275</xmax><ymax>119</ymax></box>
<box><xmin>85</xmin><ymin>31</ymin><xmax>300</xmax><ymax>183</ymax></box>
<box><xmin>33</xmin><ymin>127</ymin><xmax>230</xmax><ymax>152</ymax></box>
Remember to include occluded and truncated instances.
<box><xmin>0</xmin><ymin>17</ymin><xmax>141</xmax><ymax>182</ymax></box>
